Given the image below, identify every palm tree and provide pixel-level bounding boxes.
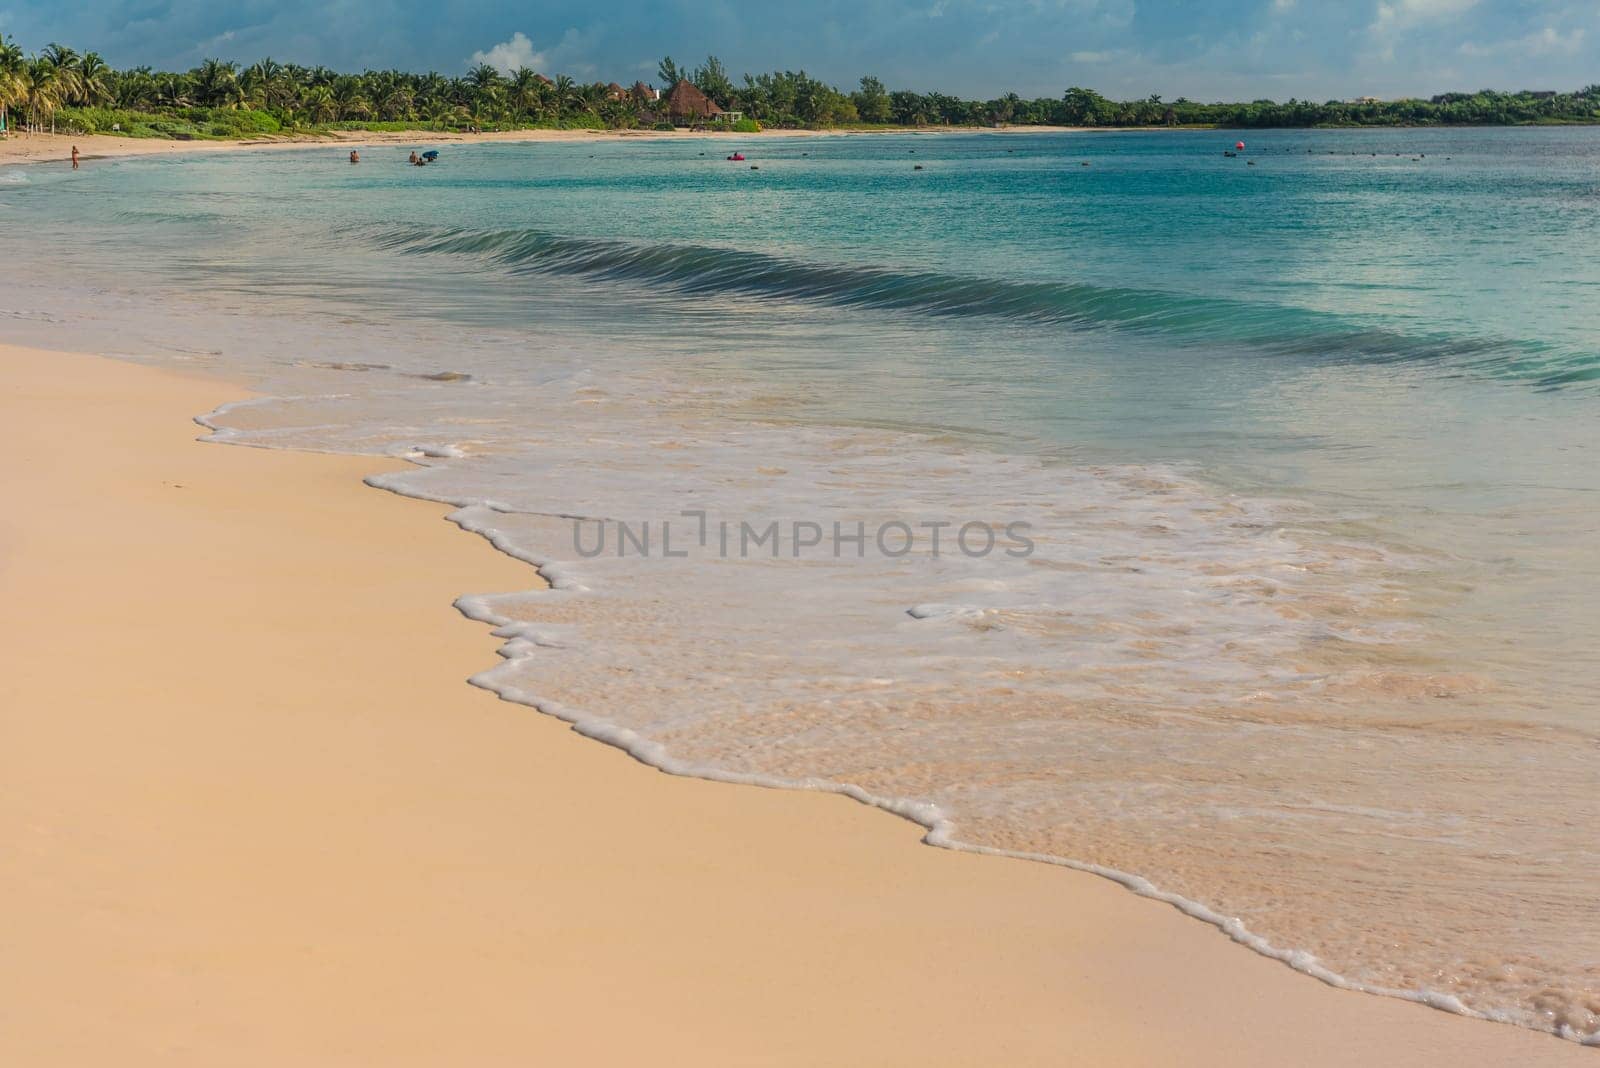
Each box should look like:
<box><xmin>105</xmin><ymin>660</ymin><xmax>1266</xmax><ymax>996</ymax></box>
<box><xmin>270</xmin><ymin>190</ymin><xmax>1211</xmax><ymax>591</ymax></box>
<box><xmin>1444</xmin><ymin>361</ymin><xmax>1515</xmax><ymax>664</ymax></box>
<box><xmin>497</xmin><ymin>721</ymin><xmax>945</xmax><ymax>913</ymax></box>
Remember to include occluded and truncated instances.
<box><xmin>154</xmin><ymin>72</ymin><xmax>192</xmax><ymax>109</ymax></box>
<box><xmin>114</xmin><ymin>65</ymin><xmax>157</xmax><ymax>110</ymax></box>
<box><xmin>467</xmin><ymin>63</ymin><xmax>502</xmax><ymax>95</ymax></box>
<box><xmin>414</xmin><ymin>71</ymin><xmax>448</xmax><ymax>118</ymax></box>
<box><xmin>301</xmin><ymin>85</ymin><xmax>337</xmax><ymax>124</ymax></box>
<box><xmin>599</xmin><ymin>98</ymin><xmax>636</xmax><ymax>129</ymax></box>
<box><xmin>40</xmin><ymin>43</ymin><xmax>78</xmax><ymax>69</ymax></box>
<box><xmin>471</xmin><ymin>80</ymin><xmax>505</xmax><ymax>124</ymax></box>
<box><xmin>24</xmin><ymin>57</ymin><xmax>68</xmax><ymax>132</ymax></box>
<box><xmin>0</xmin><ymin>34</ymin><xmax>25</xmax><ymax>133</ymax></box>
<box><xmin>382</xmin><ymin>84</ymin><xmax>415</xmax><ymax>122</ymax></box>
<box><xmin>241</xmin><ymin>58</ymin><xmax>288</xmax><ymax>110</ymax></box>
<box><xmin>576</xmin><ymin>81</ymin><xmax>605</xmax><ymax>117</ymax></box>
<box><xmin>423</xmin><ymin>97</ymin><xmax>456</xmax><ymax>130</ymax></box>
<box><xmin>39</xmin><ymin>46</ymin><xmax>83</xmax><ymax>122</ymax></box>
<box><xmin>332</xmin><ymin>77</ymin><xmax>372</xmax><ymax>121</ymax></box>
<box><xmin>77</xmin><ymin>52</ymin><xmax>112</xmax><ymax>106</ymax></box>
<box><xmin>281</xmin><ymin>63</ymin><xmax>314</xmax><ymax>107</ymax></box>
<box><xmin>552</xmin><ymin>74</ymin><xmax>579</xmax><ymax>118</ymax></box>
<box><xmin>509</xmin><ymin>66</ymin><xmax>544</xmax><ymax>122</ymax></box>
<box><xmin>194</xmin><ymin>58</ymin><xmax>243</xmax><ymax>109</ymax></box>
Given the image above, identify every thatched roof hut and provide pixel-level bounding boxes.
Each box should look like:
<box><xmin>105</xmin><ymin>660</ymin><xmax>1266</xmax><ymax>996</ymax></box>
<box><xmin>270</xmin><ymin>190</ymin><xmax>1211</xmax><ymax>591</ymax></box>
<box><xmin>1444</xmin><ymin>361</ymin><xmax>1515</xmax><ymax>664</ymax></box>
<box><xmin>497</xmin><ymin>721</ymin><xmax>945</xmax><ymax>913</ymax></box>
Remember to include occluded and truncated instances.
<box><xmin>664</xmin><ymin>79</ymin><xmax>722</xmax><ymax>123</ymax></box>
<box><xmin>631</xmin><ymin>80</ymin><xmax>658</xmax><ymax>103</ymax></box>
<box><xmin>606</xmin><ymin>81</ymin><xmax>627</xmax><ymax>100</ymax></box>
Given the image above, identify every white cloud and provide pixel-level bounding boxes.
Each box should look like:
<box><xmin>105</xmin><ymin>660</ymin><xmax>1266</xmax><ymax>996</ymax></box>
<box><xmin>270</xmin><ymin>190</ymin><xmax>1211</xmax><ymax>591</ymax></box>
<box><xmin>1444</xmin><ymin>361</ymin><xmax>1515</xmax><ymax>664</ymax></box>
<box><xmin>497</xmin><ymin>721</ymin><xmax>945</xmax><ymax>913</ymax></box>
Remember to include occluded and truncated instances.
<box><xmin>1458</xmin><ymin>25</ymin><xmax>1587</xmax><ymax>60</ymax></box>
<box><xmin>1385</xmin><ymin>0</ymin><xmax>1478</xmax><ymax>19</ymax></box>
<box><xmin>468</xmin><ymin>28</ymin><xmax>601</xmax><ymax>78</ymax></box>
<box><xmin>469</xmin><ymin>32</ymin><xmax>545</xmax><ymax>76</ymax></box>
<box><xmin>1520</xmin><ymin>25</ymin><xmax>1586</xmax><ymax>57</ymax></box>
<box><xmin>1368</xmin><ymin>0</ymin><xmax>1480</xmax><ymax>61</ymax></box>
<box><xmin>1272</xmin><ymin>0</ymin><xmax>1297</xmax><ymax>11</ymax></box>
<box><xmin>1070</xmin><ymin>50</ymin><xmax>1114</xmax><ymax>63</ymax></box>
<box><xmin>1371</xmin><ymin>0</ymin><xmax>1480</xmax><ymax>34</ymax></box>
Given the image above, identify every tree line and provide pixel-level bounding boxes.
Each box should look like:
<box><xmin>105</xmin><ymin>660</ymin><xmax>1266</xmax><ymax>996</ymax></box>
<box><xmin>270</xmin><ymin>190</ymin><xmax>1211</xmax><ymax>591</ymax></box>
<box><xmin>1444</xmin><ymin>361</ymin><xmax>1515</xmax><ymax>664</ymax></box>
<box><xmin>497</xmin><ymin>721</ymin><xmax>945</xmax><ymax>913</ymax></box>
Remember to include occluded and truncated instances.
<box><xmin>4</xmin><ymin>36</ymin><xmax>1599</xmax><ymax>139</ymax></box>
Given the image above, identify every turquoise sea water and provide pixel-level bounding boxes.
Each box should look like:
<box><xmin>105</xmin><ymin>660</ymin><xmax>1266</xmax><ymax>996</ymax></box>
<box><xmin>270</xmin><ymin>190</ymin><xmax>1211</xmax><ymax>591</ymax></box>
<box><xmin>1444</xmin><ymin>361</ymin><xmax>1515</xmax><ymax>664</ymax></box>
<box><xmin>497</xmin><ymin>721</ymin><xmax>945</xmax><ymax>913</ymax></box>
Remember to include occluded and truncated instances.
<box><xmin>3</xmin><ymin>127</ymin><xmax>1597</xmax><ymax>1041</ymax></box>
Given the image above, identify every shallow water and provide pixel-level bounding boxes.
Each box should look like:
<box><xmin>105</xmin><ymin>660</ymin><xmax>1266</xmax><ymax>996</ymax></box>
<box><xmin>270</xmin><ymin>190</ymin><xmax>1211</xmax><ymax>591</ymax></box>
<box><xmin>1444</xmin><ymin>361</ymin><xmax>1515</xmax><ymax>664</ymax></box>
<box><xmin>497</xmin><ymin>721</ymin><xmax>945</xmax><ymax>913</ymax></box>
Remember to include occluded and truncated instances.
<box><xmin>4</xmin><ymin>127</ymin><xmax>1598</xmax><ymax>1040</ymax></box>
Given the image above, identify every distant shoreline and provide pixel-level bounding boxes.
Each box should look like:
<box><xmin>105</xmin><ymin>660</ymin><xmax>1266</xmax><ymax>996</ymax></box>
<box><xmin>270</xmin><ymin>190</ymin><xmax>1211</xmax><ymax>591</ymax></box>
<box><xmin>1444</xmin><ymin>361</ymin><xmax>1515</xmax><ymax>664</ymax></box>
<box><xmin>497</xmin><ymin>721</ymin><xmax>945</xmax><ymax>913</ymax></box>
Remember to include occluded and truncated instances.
<box><xmin>8</xmin><ymin>120</ymin><xmax>1594</xmax><ymax>168</ymax></box>
<box><xmin>0</xmin><ymin>124</ymin><xmax>1104</xmax><ymax>166</ymax></box>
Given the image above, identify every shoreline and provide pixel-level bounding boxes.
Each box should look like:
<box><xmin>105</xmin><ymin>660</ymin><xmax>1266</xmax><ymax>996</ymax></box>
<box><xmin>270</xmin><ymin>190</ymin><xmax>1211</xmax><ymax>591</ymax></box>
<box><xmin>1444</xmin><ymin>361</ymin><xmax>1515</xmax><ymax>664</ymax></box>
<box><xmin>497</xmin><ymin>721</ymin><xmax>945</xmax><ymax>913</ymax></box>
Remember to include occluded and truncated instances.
<box><xmin>2</xmin><ymin>341</ymin><xmax>1592</xmax><ymax>1064</ymax></box>
<box><xmin>4</xmin><ymin>120</ymin><xmax>1580</xmax><ymax>170</ymax></box>
<box><xmin>0</xmin><ymin>124</ymin><xmax>1104</xmax><ymax>167</ymax></box>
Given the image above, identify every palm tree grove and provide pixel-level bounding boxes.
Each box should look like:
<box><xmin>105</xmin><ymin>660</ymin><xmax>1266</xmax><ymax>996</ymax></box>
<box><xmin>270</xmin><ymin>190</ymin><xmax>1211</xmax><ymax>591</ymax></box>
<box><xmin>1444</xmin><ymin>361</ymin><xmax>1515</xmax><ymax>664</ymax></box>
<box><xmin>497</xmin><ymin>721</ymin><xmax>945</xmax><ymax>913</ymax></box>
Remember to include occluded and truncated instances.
<box><xmin>3</xmin><ymin>37</ymin><xmax>1599</xmax><ymax>138</ymax></box>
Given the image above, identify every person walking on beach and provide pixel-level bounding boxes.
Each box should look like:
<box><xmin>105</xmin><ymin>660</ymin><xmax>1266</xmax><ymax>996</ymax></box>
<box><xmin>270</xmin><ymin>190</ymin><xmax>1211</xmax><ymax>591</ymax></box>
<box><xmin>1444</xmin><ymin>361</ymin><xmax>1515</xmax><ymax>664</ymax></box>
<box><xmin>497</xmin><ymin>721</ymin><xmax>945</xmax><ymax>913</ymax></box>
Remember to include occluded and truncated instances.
<box><xmin>70</xmin><ymin>145</ymin><xmax>79</xmax><ymax>170</ymax></box>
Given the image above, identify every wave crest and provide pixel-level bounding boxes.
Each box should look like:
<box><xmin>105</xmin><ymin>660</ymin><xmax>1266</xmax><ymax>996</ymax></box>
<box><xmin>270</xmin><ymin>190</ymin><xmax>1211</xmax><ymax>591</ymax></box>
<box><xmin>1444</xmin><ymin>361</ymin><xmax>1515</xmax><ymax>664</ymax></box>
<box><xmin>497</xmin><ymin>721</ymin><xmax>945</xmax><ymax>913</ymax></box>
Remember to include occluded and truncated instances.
<box><xmin>361</xmin><ymin>223</ymin><xmax>1598</xmax><ymax>388</ymax></box>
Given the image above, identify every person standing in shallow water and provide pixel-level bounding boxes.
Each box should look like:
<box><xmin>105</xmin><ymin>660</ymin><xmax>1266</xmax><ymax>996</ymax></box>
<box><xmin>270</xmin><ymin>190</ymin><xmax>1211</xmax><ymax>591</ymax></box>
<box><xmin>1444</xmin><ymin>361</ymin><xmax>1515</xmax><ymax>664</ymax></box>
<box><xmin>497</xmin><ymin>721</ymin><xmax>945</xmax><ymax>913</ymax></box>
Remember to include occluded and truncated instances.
<box><xmin>70</xmin><ymin>145</ymin><xmax>79</xmax><ymax>170</ymax></box>
<box><xmin>349</xmin><ymin>150</ymin><xmax>360</xmax><ymax>164</ymax></box>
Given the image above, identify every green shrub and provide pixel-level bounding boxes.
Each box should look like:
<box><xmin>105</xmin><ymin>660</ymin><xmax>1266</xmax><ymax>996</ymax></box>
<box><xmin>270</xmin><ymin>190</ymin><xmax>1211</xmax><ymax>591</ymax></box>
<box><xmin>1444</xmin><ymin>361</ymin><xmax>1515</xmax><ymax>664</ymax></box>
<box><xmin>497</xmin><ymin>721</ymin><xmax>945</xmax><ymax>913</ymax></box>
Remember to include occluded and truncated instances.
<box><xmin>57</xmin><ymin>106</ymin><xmax>170</xmax><ymax>137</ymax></box>
<box><xmin>730</xmin><ymin>117</ymin><xmax>761</xmax><ymax>133</ymax></box>
<box><xmin>192</xmin><ymin>108</ymin><xmax>282</xmax><ymax>137</ymax></box>
<box><xmin>219</xmin><ymin>109</ymin><xmax>282</xmax><ymax>135</ymax></box>
<box><xmin>325</xmin><ymin>120</ymin><xmax>426</xmax><ymax>132</ymax></box>
<box><xmin>652</xmin><ymin>121</ymin><xmax>676</xmax><ymax>131</ymax></box>
<box><xmin>57</xmin><ymin>106</ymin><xmax>287</xmax><ymax>140</ymax></box>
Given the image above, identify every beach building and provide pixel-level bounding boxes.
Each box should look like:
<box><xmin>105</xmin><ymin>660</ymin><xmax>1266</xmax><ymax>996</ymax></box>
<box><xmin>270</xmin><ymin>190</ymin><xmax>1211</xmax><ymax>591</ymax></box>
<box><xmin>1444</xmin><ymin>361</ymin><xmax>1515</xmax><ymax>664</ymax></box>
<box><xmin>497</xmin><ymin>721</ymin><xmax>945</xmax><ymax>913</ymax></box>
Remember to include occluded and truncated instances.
<box><xmin>664</xmin><ymin>79</ymin><xmax>723</xmax><ymax>125</ymax></box>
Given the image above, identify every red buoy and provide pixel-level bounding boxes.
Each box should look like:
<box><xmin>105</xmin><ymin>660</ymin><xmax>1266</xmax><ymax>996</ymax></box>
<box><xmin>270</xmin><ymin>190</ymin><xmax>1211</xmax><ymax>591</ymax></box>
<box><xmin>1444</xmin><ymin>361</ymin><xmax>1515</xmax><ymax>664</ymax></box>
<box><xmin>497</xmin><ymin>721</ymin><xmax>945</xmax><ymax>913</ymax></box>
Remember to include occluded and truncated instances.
<box><xmin>1235</xmin><ymin>141</ymin><xmax>1246</xmax><ymax>151</ymax></box>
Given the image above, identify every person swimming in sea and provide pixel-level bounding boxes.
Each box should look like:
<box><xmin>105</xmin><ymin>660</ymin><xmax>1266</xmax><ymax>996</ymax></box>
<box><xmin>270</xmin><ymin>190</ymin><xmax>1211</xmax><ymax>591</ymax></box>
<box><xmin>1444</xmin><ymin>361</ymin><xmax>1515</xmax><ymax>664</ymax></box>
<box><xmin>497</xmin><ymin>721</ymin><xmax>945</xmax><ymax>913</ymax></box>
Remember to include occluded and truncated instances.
<box><xmin>409</xmin><ymin>151</ymin><xmax>420</xmax><ymax>165</ymax></box>
<box><xmin>349</xmin><ymin>150</ymin><xmax>360</xmax><ymax>164</ymax></box>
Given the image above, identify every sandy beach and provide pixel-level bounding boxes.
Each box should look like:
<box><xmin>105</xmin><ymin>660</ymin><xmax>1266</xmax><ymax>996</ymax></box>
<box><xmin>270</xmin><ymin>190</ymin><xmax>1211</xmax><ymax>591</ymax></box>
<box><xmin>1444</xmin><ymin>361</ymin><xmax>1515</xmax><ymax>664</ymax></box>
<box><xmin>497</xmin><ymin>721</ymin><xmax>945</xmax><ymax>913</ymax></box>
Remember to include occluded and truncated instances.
<box><xmin>0</xmin><ymin>128</ymin><xmax>685</xmax><ymax>166</ymax></box>
<box><xmin>1</xmin><ymin>341</ymin><xmax>1590</xmax><ymax>1064</ymax></box>
<box><xmin>0</xmin><ymin>123</ymin><xmax>1096</xmax><ymax>168</ymax></box>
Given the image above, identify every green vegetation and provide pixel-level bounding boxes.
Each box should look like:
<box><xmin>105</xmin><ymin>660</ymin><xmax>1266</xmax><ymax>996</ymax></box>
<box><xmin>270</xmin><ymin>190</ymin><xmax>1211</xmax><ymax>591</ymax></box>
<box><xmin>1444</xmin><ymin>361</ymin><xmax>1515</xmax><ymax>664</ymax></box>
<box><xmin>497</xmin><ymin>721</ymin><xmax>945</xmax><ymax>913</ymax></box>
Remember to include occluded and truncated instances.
<box><xmin>57</xmin><ymin>106</ymin><xmax>285</xmax><ymax>139</ymax></box>
<box><xmin>3</xmin><ymin>35</ymin><xmax>1598</xmax><ymax>140</ymax></box>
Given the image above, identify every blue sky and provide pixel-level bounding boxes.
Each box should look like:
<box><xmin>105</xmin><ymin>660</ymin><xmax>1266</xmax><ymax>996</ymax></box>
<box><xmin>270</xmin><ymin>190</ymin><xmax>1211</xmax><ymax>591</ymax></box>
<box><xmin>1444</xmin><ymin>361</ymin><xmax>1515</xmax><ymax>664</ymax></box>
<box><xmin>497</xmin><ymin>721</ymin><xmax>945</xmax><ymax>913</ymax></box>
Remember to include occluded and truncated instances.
<box><xmin>1</xmin><ymin>1</ymin><xmax>1595</xmax><ymax>100</ymax></box>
